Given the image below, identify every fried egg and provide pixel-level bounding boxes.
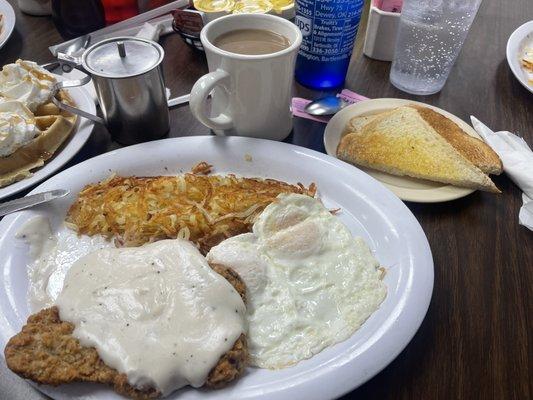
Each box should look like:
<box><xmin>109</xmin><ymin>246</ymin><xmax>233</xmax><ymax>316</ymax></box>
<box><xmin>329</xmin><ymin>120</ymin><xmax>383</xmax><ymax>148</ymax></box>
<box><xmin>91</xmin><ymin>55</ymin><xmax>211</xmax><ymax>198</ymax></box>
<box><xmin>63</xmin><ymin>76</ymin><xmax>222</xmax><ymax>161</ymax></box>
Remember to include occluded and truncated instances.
<box><xmin>207</xmin><ymin>193</ymin><xmax>387</xmax><ymax>369</ymax></box>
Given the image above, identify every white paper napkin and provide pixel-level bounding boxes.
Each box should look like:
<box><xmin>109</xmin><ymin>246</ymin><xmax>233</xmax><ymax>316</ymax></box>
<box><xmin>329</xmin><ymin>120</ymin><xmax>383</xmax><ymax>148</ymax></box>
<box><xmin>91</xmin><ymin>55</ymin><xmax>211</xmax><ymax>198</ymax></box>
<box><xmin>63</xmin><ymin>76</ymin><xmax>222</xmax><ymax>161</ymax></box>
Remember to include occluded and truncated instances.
<box><xmin>136</xmin><ymin>21</ymin><xmax>165</xmax><ymax>41</ymax></box>
<box><xmin>471</xmin><ymin>116</ymin><xmax>533</xmax><ymax>231</ymax></box>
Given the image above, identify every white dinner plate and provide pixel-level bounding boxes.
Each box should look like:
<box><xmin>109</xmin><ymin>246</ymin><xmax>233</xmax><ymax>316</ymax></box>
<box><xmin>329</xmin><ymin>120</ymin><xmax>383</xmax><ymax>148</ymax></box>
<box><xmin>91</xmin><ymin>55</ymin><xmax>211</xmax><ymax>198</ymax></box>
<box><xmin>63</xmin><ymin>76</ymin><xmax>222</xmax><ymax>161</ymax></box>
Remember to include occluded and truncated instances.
<box><xmin>0</xmin><ymin>86</ymin><xmax>96</xmax><ymax>200</ymax></box>
<box><xmin>324</xmin><ymin>98</ymin><xmax>484</xmax><ymax>203</ymax></box>
<box><xmin>0</xmin><ymin>0</ymin><xmax>15</xmax><ymax>50</ymax></box>
<box><xmin>0</xmin><ymin>136</ymin><xmax>434</xmax><ymax>400</ymax></box>
<box><xmin>506</xmin><ymin>20</ymin><xmax>533</xmax><ymax>94</ymax></box>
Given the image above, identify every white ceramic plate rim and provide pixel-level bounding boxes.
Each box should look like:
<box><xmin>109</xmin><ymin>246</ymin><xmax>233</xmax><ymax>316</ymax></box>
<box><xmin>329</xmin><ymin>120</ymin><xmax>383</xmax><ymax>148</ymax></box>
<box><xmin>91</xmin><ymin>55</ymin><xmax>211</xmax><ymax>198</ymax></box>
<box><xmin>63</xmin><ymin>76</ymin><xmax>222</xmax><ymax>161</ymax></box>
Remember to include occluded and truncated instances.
<box><xmin>324</xmin><ymin>98</ymin><xmax>482</xmax><ymax>203</ymax></box>
<box><xmin>0</xmin><ymin>0</ymin><xmax>15</xmax><ymax>50</ymax></box>
<box><xmin>0</xmin><ymin>86</ymin><xmax>96</xmax><ymax>200</ymax></box>
<box><xmin>0</xmin><ymin>136</ymin><xmax>434</xmax><ymax>400</ymax></box>
<box><xmin>506</xmin><ymin>20</ymin><xmax>533</xmax><ymax>94</ymax></box>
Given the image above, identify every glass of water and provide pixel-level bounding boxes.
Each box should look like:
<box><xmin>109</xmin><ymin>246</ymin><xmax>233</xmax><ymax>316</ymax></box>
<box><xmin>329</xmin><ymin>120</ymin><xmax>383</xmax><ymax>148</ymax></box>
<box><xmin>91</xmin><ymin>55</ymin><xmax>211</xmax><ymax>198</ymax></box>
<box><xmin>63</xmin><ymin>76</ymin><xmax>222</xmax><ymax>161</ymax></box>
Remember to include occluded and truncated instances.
<box><xmin>389</xmin><ymin>0</ymin><xmax>482</xmax><ymax>95</ymax></box>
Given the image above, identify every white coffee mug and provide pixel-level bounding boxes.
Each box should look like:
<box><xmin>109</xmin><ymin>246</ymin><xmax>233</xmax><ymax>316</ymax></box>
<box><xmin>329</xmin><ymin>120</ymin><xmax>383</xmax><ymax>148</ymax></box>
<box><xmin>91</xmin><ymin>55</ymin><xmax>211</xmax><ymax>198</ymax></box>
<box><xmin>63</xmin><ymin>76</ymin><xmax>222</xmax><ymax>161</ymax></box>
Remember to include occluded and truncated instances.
<box><xmin>190</xmin><ymin>14</ymin><xmax>302</xmax><ymax>141</ymax></box>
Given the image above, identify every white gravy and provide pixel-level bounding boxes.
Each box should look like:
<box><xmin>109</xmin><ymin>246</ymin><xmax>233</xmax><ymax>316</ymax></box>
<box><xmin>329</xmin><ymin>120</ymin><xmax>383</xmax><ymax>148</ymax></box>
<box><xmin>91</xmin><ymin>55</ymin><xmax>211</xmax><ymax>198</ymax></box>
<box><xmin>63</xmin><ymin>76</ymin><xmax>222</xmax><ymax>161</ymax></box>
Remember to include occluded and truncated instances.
<box><xmin>16</xmin><ymin>215</ymin><xmax>54</xmax><ymax>258</ymax></box>
<box><xmin>16</xmin><ymin>216</ymin><xmax>112</xmax><ymax>311</ymax></box>
<box><xmin>55</xmin><ymin>239</ymin><xmax>246</xmax><ymax>395</ymax></box>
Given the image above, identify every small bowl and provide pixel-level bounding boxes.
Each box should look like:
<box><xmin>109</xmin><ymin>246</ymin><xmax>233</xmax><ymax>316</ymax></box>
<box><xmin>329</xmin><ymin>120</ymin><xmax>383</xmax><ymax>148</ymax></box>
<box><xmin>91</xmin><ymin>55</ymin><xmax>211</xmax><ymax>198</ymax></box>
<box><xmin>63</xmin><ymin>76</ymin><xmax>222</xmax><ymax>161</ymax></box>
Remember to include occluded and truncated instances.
<box><xmin>172</xmin><ymin>18</ymin><xmax>204</xmax><ymax>51</ymax></box>
<box><xmin>506</xmin><ymin>20</ymin><xmax>533</xmax><ymax>94</ymax></box>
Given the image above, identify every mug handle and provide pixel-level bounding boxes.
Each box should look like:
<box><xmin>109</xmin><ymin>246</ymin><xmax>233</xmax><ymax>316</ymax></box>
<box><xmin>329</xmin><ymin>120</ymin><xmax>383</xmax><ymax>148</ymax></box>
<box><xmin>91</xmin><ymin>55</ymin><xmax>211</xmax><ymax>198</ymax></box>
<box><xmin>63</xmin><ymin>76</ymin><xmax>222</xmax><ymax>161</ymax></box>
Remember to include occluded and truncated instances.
<box><xmin>190</xmin><ymin>69</ymin><xmax>233</xmax><ymax>133</ymax></box>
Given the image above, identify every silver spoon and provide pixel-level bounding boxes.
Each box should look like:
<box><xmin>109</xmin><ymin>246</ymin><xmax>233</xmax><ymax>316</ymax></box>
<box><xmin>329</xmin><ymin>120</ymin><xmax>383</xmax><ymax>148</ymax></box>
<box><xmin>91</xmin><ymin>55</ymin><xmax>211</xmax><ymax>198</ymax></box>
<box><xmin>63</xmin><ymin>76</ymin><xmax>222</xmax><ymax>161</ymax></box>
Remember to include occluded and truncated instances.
<box><xmin>51</xmin><ymin>76</ymin><xmax>105</xmax><ymax>124</ymax></box>
<box><xmin>0</xmin><ymin>190</ymin><xmax>69</xmax><ymax>217</ymax></box>
<box><xmin>62</xmin><ymin>34</ymin><xmax>91</xmax><ymax>56</ymax></box>
<box><xmin>304</xmin><ymin>95</ymin><xmax>349</xmax><ymax>116</ymax></box>
<box><xmin>55</xmin><ymin>35</ymin><xmax>92</xmax><ymax>73</ymax></box>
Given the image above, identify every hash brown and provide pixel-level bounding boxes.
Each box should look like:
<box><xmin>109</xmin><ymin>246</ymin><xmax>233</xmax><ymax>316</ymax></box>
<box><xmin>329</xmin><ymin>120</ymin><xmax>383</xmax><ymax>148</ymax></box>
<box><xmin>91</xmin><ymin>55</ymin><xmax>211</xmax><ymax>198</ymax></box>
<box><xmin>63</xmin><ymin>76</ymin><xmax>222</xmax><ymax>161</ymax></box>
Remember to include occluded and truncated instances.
<box><xmin>66</xmin><ymin>173</ymin><xmax>316</xmax><ymax>252</ymax></box>
<box><xmin>4</xmin><ymin>264</ymin><xmax>248</xmax><ymax>398</ymax></box>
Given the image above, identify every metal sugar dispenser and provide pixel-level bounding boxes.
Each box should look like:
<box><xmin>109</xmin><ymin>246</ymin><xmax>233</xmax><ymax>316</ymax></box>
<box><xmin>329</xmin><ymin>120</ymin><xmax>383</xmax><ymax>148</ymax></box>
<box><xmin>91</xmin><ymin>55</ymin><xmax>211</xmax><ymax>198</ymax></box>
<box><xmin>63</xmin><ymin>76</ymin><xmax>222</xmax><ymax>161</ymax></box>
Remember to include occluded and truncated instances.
<box><xmin>56</xmin><ymin>37</ymin><xmax>170</xmax><ymax>145</ymax></box>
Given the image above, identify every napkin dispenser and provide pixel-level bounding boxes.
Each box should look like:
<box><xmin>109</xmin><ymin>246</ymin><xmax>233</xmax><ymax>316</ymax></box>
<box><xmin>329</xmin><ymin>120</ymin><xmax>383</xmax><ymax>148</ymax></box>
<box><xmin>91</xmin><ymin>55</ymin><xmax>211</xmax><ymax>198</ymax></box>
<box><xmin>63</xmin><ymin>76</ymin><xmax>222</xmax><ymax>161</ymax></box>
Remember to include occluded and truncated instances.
<box><xmin>363</xmin><ymin>0</ymin><xmax>402</xmax><ymax>62</ymax></box>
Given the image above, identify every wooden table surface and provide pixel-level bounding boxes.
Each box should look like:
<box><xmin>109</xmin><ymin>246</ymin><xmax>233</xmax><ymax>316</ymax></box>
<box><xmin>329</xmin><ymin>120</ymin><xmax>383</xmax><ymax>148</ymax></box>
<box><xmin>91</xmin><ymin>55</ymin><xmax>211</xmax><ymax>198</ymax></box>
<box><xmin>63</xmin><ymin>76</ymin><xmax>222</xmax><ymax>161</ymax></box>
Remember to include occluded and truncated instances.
<box><xmin>1</xmin><ymin>0</ymin><xmax>532</xmax><ymax>399</ymax></box>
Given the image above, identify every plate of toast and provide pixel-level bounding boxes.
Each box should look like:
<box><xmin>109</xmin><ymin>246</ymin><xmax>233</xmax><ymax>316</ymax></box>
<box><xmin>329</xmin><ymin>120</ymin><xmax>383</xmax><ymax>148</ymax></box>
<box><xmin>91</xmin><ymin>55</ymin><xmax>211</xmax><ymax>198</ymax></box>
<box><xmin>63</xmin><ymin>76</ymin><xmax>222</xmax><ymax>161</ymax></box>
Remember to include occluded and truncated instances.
<box><xmin>324</xmin><ymin>98</ymin><xmax>503</xmax><ymax>203</ymax></box>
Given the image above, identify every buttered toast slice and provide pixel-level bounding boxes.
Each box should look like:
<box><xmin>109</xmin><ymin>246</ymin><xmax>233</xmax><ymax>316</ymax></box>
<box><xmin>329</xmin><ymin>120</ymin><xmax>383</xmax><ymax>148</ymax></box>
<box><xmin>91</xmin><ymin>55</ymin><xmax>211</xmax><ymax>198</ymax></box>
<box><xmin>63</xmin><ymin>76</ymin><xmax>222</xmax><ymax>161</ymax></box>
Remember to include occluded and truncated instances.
<box><xmin>346</xmin><ymin>106</ymin><xmax>502</xmax><ymax>175</ymax></box>
<box><xmin>337</xmin><ymin>106</ymin><xmax>500</xmax><ymax>193</ymax></box>
<box><xmin>410</xmin><ymin>106</ymin><xmax>502</xmax><ymax>175</ymax></box>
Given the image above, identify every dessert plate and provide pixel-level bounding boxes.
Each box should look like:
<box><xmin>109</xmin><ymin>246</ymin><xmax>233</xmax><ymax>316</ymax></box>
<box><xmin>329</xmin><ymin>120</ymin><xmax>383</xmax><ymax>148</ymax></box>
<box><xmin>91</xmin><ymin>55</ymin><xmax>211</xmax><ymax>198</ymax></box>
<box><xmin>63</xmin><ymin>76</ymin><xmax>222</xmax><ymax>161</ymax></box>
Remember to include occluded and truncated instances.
<box><xmin>0</xmin><ymin>0</ymin><xmax>15</xmax><ymax>50</ymax></box>
<box><xmin>0</xmin><ymin>86</ymin><xmax>96</xmax><ymax>200</ymax></box>
<box><xmin>324</xmin><ymin>98</ymin><xmax>484</xmax><ymax>203</ymax></box>
<box><xmin>506</xmin><ymin>20</ymin><xmax>533</xmax><ymax>94</ymax></box>
<box><xmin>0</xmin><ymin>136</ymin><xmax>433</xmax><ymax>400</ymax></box>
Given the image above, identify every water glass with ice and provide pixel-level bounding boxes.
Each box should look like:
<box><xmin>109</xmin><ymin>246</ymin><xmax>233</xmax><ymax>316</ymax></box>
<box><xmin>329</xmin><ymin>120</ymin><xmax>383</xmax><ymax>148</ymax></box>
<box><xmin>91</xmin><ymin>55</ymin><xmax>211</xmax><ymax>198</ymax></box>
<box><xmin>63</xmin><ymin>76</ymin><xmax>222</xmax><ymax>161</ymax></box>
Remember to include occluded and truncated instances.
<box><xmin>389</xmin><ymin>0</ymin><xmax>482</xmax><ymax>95</ymax></box>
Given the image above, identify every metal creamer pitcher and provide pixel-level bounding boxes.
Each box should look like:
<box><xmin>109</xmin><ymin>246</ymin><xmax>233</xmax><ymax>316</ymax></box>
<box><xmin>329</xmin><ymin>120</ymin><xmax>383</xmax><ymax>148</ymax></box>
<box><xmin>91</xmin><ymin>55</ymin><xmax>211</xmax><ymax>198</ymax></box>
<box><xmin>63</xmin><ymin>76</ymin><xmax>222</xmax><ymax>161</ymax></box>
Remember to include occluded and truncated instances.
<box><xmin>56</xmin><ymin>37</ymin><xmax>170</xmax><ymax>145</ymax></box>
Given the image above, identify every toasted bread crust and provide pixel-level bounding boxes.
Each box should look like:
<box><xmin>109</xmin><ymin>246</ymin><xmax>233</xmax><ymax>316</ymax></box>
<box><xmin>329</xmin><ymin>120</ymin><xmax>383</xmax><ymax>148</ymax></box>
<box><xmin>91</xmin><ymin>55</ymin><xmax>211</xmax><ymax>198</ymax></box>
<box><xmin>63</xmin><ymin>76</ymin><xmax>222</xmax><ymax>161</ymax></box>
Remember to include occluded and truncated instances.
<box><xmin>5</xmin><ymin>264</ymin><xmax>248</xmax><ymax>398</ymax></box>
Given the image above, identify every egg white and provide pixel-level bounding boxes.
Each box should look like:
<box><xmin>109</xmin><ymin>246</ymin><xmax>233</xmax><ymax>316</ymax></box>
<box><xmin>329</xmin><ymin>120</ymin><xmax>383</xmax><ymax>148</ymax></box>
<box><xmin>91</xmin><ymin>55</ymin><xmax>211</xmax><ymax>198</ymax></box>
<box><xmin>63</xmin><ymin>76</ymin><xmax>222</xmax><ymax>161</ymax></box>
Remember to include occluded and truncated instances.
<box><xmin>207</xmin><ymin>193</ymin><xmax>387</xmax><ymax>369</ymax></box>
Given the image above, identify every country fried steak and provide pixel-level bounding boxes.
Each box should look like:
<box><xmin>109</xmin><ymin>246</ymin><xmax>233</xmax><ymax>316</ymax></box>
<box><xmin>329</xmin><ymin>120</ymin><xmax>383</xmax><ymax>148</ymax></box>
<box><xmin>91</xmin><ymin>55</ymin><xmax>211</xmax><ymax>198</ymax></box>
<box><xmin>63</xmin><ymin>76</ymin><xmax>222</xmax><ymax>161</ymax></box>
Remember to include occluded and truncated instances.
<box><xmin>4</xmin><ymin>264</ymin><xmax>248</xmax><ymax>399</ymax></box>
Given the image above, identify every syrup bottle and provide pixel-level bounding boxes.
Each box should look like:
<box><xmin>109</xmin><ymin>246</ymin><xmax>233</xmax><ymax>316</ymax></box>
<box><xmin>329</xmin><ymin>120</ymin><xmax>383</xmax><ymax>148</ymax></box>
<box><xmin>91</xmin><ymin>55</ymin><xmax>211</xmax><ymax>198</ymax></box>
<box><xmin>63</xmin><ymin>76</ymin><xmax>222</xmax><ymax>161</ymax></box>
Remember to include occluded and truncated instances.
<box><xmin>51</xmin><ymin>0</ymin><xmax>105</xmax><ymax>39</ymax></box>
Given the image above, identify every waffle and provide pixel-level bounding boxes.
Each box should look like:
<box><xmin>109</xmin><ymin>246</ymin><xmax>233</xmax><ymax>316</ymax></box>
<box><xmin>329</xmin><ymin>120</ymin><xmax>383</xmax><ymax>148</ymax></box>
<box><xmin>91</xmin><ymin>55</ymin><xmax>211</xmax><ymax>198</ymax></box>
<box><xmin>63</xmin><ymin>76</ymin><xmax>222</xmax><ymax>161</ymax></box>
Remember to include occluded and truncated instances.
<box><xmin>0</xmin><ymin>90</ymin><xmax>77</xmax><ymax>188</ymax></box>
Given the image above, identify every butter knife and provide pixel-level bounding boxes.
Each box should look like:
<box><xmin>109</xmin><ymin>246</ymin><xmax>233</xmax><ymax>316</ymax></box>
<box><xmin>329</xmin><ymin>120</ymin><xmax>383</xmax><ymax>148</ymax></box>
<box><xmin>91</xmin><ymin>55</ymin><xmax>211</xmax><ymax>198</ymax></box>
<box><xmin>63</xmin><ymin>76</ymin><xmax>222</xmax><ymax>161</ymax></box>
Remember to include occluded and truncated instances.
<box><xmin>0</xmin><ymin>190</ymin><xmax>69</xmax><ymax>217</ymax></box>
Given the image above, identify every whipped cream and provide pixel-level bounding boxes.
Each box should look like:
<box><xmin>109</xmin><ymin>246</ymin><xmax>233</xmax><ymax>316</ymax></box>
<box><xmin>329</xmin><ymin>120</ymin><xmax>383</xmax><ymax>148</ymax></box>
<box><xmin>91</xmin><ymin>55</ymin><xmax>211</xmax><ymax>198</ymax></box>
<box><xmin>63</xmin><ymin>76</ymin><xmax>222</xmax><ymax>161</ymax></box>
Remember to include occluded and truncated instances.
<box><xmin>0</xmin><ymin>60</ymin><xmax>57</xmax><ymax>112</ymax></box>
<box><xmin>0</xmin><ymin>100</ymin><xmax>39</xmax><ymax>157</ymax></box>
